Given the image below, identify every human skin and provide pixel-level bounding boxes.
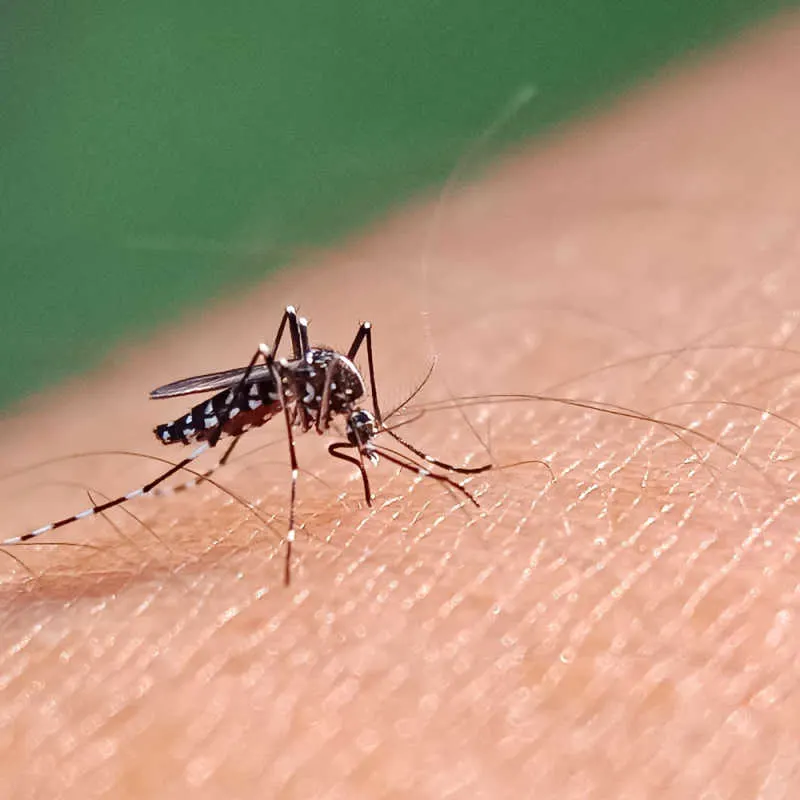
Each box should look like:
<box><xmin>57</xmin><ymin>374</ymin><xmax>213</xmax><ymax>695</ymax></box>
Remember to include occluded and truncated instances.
<box><xmin>2</xmin><ymin>15</ymin><xmax>800</xmax><ymax>799</ymax></box>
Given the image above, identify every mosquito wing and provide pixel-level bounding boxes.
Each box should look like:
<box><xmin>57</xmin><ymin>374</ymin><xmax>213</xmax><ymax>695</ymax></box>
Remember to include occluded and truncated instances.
<box><xmin>150</xmin><ymin>363</ymin><xmax>274</xmax><ymax>399</ymax></box>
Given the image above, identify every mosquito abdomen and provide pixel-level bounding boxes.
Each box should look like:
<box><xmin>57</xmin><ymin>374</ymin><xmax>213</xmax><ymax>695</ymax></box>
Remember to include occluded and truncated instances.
<box><xmin>155</xmin><ymin>380</ymin><xmax>280</xmax><ymax>445</ymax></box>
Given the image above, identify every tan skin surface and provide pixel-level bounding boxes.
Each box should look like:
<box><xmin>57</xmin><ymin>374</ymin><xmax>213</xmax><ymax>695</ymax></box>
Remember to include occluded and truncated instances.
<box><xmin>2</xmin><ymin>16</ymin><xmax>800</xmax><ymax>799</ymax></box>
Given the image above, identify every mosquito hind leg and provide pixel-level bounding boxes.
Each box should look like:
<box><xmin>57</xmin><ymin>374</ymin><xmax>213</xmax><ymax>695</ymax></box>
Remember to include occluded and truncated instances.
<box><xmin>4</xmin><ymin>446</ymin><xmax>209</xmax><ymax>546</ymax></box>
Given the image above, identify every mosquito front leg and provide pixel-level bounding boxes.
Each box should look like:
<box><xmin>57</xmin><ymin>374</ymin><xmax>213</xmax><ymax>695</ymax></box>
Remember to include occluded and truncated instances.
<box><xmin>328</xmin><ymin>442</ymin><xmax>373</xmax><ymax>506</ymax></box>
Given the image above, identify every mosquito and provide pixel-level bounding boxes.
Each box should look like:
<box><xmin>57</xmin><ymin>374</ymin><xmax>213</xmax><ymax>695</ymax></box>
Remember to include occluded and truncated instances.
<box><xmin>4</xmin><ymin>306</ymin><xmax>491</xmax><ymax>584</ymax></box>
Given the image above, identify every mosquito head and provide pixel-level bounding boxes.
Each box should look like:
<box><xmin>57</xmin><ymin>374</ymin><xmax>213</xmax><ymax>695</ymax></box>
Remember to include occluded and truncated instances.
<box><xmin>346</xmin><ymin>408</ymin><xmax>378</xmax><ymax>449</ymax></box>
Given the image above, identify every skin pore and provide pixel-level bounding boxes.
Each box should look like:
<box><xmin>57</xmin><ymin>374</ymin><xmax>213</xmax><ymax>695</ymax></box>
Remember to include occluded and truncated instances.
<box><xmin>2</xmin><ymin>14</ymin><xmax>800</xmax><ymax>799</ymax></box>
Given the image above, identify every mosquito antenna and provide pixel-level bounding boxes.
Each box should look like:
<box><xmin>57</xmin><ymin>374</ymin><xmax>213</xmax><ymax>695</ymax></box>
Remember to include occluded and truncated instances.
<box><xmin>383</xmin><ymin>357</ymin><xmax>438</xmax><ymax>423</ymax></box>
<box><xmin>384</xmin><ymin>410</ymin><xmax>427</xmax><ymax>434</ymax></box>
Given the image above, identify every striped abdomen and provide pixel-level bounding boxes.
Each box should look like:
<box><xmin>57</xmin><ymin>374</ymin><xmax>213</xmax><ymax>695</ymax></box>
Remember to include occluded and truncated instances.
<box><xmin>155</xmin><ymin>379</ymin><xmax>280</xmax><ymax>445</ymax></box>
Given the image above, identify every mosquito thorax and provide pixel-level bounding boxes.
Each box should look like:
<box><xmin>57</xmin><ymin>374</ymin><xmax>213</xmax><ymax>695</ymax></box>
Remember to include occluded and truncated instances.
<box><xmin>346</xmin><ymin>408</ymin><xmax>378</xmax><ymax>448</ymax></box>
<box><xmin>283</xmin><ymin>348</ymin><xmax>366</xmax><ymax>414</ymax></box>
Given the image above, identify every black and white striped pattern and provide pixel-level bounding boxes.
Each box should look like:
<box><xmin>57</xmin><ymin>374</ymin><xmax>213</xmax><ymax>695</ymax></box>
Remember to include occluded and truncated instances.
<box><xmin>4</xmin><ymin>443</ymin><xmax>209</xmax><ymax>545</ymax></box>
<box><xmin>155</xmin><ymin>378</ymin><xmax>281</xmax><ymax>444</ymax></box>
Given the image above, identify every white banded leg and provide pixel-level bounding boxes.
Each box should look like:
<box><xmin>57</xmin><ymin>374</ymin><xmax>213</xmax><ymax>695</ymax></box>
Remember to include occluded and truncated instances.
<box><xmin>2</xmin><ymin>444</ymin><xmax>210</xmax><ymax>546</ymax></box>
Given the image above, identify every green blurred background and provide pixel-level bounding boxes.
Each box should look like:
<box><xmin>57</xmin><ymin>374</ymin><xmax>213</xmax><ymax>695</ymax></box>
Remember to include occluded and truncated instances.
<box><xmin>1</xmin><ymin>1</ymin><xmax>791</xmax><ymax>410</ymax></box>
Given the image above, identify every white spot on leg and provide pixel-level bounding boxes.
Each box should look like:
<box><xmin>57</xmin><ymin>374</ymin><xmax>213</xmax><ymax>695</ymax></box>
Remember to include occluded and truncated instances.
<box><xmin>287</xmin><ymin>528</ymin><xmax>296</xmax><ymax>543</ymax></box>
<box><xmin>125</xmin><ymin>488</ymin><xmax>145</xmax><ymax>500</ymax></box>
<box><xmin>191</xmin><ymin>443</ymin><xmax>210</xmax><ymax>459</ymax></box>
<box><xmin>75</xmin><ymin>509</ymin><xmax>95</xmax><ymax>520</ymax></box>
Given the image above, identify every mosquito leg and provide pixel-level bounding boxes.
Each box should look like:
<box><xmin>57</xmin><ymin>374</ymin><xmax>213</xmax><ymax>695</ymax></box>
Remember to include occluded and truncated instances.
<box><xmin>346</xmin><ymin>321</ymin><xmax>488</xmax><ymax>474</ymax></box>
<box><xmin>266</xmin><ymin>349</ymin><xmax>300</xmax><ymax>585</ymax></box>
<box><xmin>346</xmin><ymin>322</ymin><xmax>382</xmax><ymax>424</ymax></box>
<box><xmin>296</xmin><ymin>313</ymin><xmax>310</xmax><ymax>358</ymax></box>
<box><xmin>296</xmin><ymin>314</ymin><xmax>315</xmax><ymax>431</ymax></box>
<box><xmin>205</xmin><ymin>307</ymin><xmax>302</xmax><ymax>447</ymax></box>
<box><xmin>315</xmin><ymin>356</ymin><xmax>342</xmax><ymax>434</ymax></box>
<box><xmin>186</xmin><ymin>433</ymin><xmax>242</xmax><ymax>485</ymax></box>
<box><xmin>272</xmin><ymin>305</ymin><xmax>305</xmax><ymax>359</ymax></box>
<box><xmin>329</xmin><ymin>442</ymin><xmax>373</xmax><ymax>506</ymax></box>
<box><xmin>384</xmin><ymin>427</ymin><xmax>491</xmax><ymax>475</ymax></box>
<box><xmin>232</xmin><ymin>306</ymin><xmax>300</xmax><ymax>404</ymax></box>
<box><xmin>217</xmin><ymin>434</ymin><xmax>242</xmax><ymax>467</ymax></box>
<box><xmin>373</xmin><ymin>445</ymin><xmax>481</xmax><ymax>507</ymax></box>
<box><xmin>4</xmin><ymin>445</ymin><xmax>210</xmax><ymax>546</ymax></box>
